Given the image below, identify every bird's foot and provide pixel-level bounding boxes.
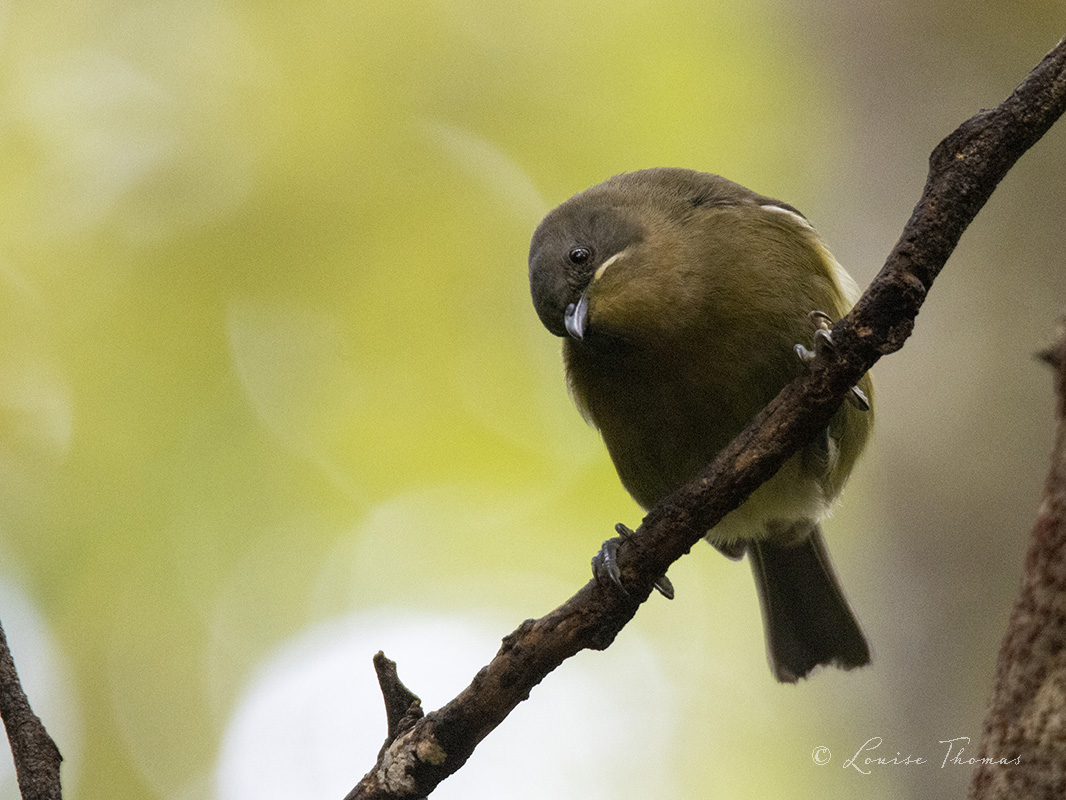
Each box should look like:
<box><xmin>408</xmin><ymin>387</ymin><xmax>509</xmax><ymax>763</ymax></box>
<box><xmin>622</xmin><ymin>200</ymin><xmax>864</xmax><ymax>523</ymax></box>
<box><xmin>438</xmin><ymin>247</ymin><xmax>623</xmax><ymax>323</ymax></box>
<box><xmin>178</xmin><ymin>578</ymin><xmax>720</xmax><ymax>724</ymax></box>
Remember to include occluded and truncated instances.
<box><xmin>794</xmin><ymin>310</ymin><xmax>870</xmax><ymax>411</ymax></box>
<box><xmin>592</xmin><ymin>523</ymin><xmax>674</xmax><ymax>600</ymax></box>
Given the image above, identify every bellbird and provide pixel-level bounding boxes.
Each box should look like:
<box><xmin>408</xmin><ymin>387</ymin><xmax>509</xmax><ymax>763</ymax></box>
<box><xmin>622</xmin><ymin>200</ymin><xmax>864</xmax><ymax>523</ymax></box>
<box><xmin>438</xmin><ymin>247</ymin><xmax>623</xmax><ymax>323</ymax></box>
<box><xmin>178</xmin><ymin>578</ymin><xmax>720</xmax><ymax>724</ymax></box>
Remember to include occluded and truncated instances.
<box><xmin>528</xmin><ymin>168</ymin><xmax>872</xmax><ymax>682</ymax></box>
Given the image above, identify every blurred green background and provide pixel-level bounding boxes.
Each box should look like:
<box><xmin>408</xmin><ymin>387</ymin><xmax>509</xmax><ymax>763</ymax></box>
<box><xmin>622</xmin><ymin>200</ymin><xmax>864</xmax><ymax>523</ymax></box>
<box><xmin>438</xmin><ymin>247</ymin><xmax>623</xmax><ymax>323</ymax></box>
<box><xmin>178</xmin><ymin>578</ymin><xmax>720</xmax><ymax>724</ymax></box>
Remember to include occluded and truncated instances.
<box><xmin>1</xmin><ymin>1</ymin><xmax>1065</xmax><ymax>798</ymax></box>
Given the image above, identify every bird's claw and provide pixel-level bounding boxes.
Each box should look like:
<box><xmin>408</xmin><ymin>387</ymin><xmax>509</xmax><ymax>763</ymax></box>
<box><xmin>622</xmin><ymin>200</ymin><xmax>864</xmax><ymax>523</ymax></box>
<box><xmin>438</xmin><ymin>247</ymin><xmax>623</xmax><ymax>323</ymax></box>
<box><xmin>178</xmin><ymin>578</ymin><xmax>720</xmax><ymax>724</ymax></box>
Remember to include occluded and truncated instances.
<box><xmin>846</xmin><ymin>383</ymin><xmax>870</xmax><ymax>411</ymax></box>
<box><xmin>592</xmin><ymin>534</ymin><xmax>626</xmax><ymax>595</ymax></box>
<box><xmin>795</xmin><ymin>310</ymin><xmax>870</xmax><ymax>411</ymax></box>
<box><xmin>794</xmin><ymin>311</ymin><xmax>834</xmax><ymax>363</ymax></box>
<box><xmin>592</xmin><ymin>524</ymin><xmax>674</xmax><ymax>600</ymax></box>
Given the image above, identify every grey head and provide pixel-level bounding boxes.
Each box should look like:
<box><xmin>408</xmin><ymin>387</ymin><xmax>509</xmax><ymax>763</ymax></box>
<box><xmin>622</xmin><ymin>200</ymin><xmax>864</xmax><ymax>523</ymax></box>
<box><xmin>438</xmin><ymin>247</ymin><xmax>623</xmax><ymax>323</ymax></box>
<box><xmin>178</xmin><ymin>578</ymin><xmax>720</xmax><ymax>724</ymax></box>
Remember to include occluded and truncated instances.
<box><xmin>527</xmin><ymin>168</ymin><xmax>802</xmax><ymax>340</ymax></box>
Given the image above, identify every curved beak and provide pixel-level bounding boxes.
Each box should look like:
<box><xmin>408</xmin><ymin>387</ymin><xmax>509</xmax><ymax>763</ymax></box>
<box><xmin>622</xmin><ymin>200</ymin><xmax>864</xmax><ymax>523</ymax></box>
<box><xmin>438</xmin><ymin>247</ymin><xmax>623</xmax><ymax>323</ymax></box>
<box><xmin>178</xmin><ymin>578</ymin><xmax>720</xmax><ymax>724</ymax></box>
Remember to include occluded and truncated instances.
<box><xmin>564</xmin><ymin>289</ymin><xmax>589</xmax><ymax>340</ymax></box>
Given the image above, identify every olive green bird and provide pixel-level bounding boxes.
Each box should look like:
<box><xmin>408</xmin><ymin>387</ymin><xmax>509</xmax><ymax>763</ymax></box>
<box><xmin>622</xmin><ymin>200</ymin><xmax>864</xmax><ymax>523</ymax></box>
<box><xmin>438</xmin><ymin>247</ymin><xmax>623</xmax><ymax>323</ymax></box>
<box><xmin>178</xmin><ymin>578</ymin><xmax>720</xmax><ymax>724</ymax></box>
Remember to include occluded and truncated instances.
<box><xmin>528</xmin><ymin>168</ymin><xmax>873</xmax><ymax>682</ymax></box>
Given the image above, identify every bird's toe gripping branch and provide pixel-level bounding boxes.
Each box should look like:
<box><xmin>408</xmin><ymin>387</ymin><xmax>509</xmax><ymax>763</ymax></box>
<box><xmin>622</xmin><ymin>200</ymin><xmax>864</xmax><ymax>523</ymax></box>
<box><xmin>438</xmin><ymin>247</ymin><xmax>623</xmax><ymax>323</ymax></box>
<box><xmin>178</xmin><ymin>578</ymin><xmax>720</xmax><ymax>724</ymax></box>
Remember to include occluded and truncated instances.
<box><xmin>592</xmin><ymin>523</ymin><xmax>675</xmax><ymax>600</ymax></box>
<box><xmin>794</xmin><ymin>310</ymin><xmax>870</xmax><ymax>411</ymax></box>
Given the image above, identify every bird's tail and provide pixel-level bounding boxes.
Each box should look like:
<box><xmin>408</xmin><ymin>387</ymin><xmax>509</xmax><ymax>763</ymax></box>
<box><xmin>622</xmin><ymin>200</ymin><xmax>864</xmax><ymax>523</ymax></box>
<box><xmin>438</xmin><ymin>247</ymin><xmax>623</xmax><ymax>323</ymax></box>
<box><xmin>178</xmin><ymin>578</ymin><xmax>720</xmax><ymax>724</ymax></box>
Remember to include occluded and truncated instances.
<box><xmin>748</xmin><ymin>526</ymin><xmax>870</xmax><ymax>683</ymax></box>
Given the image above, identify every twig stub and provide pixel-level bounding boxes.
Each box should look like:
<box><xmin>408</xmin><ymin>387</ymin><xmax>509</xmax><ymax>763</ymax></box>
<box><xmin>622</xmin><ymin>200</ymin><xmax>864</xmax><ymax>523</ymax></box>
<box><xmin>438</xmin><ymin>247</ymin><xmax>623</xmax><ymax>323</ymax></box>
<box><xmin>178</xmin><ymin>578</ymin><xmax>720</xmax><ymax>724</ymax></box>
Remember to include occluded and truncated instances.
<box><xmin>373</xmin><ymin>652</ymin><xmax>423</xmax><ymax>747</ymax></box>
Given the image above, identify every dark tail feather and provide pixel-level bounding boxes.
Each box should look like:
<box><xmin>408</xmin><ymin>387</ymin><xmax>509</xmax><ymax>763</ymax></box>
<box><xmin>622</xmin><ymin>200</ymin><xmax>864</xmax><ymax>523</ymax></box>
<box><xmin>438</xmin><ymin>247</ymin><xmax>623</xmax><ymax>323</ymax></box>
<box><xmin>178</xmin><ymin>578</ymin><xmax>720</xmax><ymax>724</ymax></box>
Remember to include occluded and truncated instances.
<box><xmin>748</xmin><ymin>527</ymin><xmax>870</xmax><ymax>683</ymax></box>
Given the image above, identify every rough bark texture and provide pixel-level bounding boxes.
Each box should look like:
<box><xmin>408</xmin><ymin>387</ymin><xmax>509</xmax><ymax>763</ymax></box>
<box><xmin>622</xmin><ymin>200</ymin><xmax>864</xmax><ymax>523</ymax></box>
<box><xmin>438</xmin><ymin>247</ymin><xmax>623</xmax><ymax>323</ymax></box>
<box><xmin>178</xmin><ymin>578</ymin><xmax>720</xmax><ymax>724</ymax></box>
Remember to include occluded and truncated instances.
<box><xmin>342</xmin><ymin>36</ymin><xmax>1066</xmax><ymax>800</ymax></box>
<box><xmin>0</xmin><ymin>620</ymin><xmax>62</xmax><ymax>800</ymax></box>
<box><xmin>969</xmin><ymin>327</ymin><xmax>1066</xmax><ymax>800</ymax></box>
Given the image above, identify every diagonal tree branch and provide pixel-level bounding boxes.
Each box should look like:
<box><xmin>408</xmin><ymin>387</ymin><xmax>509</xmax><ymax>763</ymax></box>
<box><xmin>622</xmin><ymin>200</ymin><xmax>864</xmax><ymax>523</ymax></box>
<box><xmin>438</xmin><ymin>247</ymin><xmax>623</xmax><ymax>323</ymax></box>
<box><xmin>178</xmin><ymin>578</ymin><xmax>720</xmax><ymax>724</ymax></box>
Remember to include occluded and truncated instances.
<box><xmin>0</xmin><ymin>619</ymin><xmax>62</xmax><ymax>800</ymax></box>
<box><xmin>345</xmin><ymin>35</ymin><xmax>1066</xmax><ymax>800</ymax></box>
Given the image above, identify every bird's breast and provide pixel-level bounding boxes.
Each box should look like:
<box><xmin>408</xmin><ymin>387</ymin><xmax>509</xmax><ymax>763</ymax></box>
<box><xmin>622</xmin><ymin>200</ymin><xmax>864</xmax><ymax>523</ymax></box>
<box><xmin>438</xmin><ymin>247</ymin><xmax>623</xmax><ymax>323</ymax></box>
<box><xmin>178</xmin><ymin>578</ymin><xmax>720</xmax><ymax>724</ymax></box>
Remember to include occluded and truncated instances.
<box><xmin>564</xmin><ymin>334</ymin><xmax>775</xmax><ymax>510</ymax></box>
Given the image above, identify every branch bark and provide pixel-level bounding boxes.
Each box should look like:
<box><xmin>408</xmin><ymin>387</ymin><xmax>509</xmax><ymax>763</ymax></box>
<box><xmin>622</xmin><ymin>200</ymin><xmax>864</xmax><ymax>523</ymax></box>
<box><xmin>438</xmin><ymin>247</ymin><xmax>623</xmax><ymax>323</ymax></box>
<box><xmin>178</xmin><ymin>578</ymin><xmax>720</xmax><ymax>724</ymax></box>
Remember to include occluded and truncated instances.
<box><xmin>0</xmin><ymin>619</ymin><xmax>62</xmax><ymax>800</ymax></box>
<box><xmin>968</xmin><ymin>327</ymin><xmax>1066</xmax><ymax>799</ymax></box>
<box><xmin>345</xmin><ymin>36</ymin><xmax>1066</xmax><ymax>800</ymax></box>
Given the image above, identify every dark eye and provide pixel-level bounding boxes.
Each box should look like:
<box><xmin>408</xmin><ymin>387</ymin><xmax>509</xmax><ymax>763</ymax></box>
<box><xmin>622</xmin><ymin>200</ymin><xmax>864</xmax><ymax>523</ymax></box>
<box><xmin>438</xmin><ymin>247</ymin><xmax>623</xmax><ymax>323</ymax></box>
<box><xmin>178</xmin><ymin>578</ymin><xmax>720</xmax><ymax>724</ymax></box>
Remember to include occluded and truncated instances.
<box><xmin>567</xmin><ymin>246</ymin><xmax>592</xmax><ymax>265</ymax></box>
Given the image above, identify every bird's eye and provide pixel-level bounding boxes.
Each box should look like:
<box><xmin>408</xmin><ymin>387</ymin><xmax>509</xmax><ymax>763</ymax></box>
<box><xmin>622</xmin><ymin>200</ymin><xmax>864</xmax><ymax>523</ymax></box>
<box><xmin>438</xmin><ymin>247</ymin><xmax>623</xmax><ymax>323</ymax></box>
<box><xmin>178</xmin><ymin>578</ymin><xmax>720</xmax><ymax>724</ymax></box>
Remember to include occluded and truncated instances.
<box><xmin>567</xmin><ymin>246</ymin><xmax>592</xmax><ymax>265</ymax></box>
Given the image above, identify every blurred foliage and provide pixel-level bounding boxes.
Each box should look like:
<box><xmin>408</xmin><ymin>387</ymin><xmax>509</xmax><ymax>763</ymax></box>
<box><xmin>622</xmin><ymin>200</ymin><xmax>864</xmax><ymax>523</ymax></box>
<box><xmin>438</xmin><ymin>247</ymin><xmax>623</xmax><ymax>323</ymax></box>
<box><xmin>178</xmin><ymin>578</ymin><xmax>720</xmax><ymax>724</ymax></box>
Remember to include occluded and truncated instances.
<box><xmin>0</xmin><ymin>1</ymin><xmax>1064</xmax><ymax>799</ymax></box>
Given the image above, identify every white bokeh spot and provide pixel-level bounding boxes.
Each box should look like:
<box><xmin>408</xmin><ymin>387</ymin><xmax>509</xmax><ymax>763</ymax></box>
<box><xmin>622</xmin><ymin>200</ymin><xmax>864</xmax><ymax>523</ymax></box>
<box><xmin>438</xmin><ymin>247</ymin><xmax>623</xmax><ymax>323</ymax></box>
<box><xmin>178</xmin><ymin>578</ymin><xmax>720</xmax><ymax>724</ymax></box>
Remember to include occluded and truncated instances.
<box><xmin>216</xmin><ymin>608</ymin><xmax>678</xmax><ymax>800</ymax></box>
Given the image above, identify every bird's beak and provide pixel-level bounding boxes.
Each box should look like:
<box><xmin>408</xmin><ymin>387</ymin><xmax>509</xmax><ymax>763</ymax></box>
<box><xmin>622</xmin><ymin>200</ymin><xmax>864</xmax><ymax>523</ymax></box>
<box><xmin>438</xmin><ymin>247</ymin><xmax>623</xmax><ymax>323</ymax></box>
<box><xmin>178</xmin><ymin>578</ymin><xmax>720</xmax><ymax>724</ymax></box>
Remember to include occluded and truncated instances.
<box><xmin>563</xmin><ymin>251</ymin><xmax>624</xmax><ymax>340</ymax></box>
<box><xmin>564</xmin><ymin>288</ymin><xmax>589</xmax><ymax>340</ymax></box>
